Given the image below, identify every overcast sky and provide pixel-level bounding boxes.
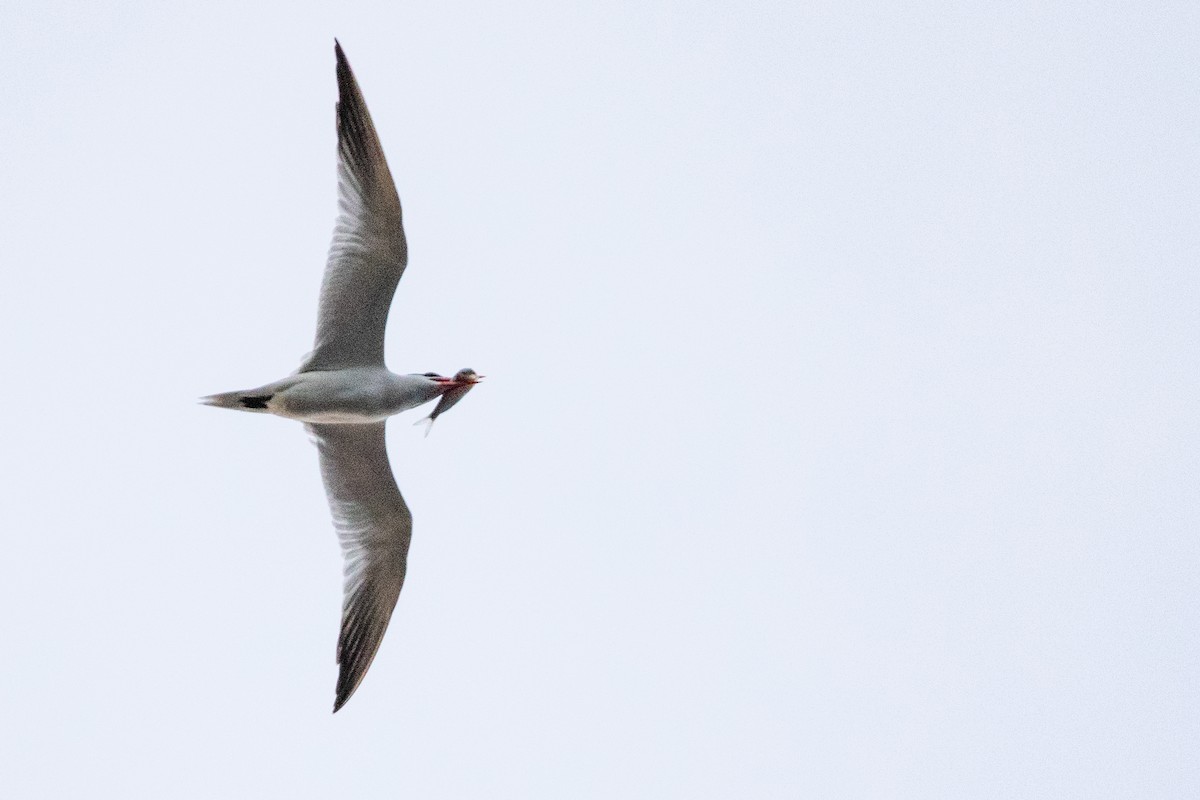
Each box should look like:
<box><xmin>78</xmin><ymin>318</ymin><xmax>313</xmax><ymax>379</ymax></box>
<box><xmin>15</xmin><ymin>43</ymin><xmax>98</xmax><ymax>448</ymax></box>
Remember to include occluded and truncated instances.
<box><xmin>1</xmin><ymin>1</ymin><xmax>1197</xmax><ymax>797</ymax></box>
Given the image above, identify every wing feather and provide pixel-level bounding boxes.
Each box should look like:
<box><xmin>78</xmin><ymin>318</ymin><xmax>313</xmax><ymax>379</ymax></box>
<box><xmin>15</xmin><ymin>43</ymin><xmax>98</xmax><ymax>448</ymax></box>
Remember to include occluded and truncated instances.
<box><xmin>301</xmin><ymin>41</ymin><xmax>407</xmax><ymax>372</ymax></box>
<box><xmin>307</xmin><ymin>421</ymin><xmax>412</xmax><ymax>712</ymax></box>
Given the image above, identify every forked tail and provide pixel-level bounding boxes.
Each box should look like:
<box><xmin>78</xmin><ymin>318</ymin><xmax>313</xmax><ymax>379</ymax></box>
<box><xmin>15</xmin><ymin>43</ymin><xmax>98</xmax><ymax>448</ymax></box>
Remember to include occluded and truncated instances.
<box><xmin>199</xmin><ymin>390</ymin><xmax>274</xmax><ymax>412</ymax></box>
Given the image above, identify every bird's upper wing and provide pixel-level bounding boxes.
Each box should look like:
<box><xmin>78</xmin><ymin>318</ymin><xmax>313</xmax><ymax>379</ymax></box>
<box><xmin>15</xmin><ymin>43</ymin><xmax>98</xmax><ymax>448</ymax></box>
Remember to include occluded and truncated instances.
<box><xmin>307</xmin><ymin>421</ymin><xmax>412</xmax><ymax>712</ymax></box>
<box><xmin>300</xmin><ymin>41</ymin><xmax>407</xmax><ymax>372</ymax></box>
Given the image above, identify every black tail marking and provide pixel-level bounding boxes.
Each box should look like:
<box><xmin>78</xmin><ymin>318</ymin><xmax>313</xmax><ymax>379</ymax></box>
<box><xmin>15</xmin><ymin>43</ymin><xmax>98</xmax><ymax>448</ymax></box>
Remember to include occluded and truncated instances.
<box><xmin>240</xmin><ymin>395</ymin><xmax>272</xmax><ymax>410</ymax></box>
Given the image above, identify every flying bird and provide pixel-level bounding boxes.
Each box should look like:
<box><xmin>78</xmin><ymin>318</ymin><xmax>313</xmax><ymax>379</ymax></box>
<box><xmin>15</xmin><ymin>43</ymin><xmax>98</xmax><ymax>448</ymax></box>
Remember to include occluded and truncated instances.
<box><xmin>202</xmin><ymin>41</ymin><xmax>483</xmax><ymax>712</ymax></box>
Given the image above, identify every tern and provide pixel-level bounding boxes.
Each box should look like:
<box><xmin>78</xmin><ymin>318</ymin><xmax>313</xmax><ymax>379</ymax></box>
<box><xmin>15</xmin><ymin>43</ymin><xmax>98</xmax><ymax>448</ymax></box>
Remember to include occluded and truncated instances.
<box><xmin>202</xmin><ymin>41</ymin><xmax>482</xmax><ymax>712</ymax></box>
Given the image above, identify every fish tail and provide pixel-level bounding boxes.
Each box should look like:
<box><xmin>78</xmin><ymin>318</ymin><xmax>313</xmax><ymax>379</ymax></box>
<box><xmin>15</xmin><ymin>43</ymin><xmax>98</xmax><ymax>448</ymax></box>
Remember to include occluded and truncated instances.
<box><xmin>413</xmin><ymin>416</ymin><xmax>435</xmax><ymax>437</ymax></box>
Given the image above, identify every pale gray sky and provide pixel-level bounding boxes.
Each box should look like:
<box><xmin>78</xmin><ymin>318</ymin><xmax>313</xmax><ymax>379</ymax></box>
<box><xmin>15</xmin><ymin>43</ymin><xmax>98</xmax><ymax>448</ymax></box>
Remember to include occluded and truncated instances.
<box><xmin>1</xmin><ymin>1</ymin><xmax>1197</xmax><ymax>797</ymax></box>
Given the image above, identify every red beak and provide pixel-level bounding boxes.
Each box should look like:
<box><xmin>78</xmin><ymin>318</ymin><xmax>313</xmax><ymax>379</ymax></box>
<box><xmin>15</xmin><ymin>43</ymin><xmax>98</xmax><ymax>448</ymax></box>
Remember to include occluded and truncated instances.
<box><xmin>433</xmin><ymin>374</ymin><xmax>484</xmax><ymax>386</ymax></box>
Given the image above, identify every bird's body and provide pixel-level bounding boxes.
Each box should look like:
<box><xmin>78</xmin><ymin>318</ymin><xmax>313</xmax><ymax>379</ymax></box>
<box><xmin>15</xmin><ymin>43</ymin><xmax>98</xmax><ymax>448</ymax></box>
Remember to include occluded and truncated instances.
<box><xmin>202</xmin><ymin>369</ymin><xmax>450</xmax><ymax>424</ymax></box>
<box><xmin>202</xmin><ymin>41</ymin><xmax>482</xmax><ymax>712</ymax></box>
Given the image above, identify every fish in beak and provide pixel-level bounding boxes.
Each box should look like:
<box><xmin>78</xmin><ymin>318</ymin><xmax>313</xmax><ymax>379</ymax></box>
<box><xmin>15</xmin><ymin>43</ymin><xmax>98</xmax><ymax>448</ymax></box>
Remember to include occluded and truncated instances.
<box><xmin>416</xmin><ymin>368</ymin><xmax>484</xmax><ymax>436</ymax></box>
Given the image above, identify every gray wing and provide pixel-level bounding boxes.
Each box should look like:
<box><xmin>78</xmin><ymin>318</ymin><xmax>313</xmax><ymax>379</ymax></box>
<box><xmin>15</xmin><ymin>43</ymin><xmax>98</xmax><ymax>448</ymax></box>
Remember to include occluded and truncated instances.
<box><xmin>307</xmin><ymin>422</ymin><xmax>412</xmax><ymax>712</ymax></box>
<box><xmin>300</xmin><ymin>41</ymin><xmax>407</xmax><ymax>372</ymax></box>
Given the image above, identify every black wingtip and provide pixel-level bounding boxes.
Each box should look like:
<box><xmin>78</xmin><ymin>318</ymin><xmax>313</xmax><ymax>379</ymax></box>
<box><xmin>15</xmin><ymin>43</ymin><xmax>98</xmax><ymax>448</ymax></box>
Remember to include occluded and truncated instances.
<box><xmin>334</xmin><ymin>40</ymin><xmax>357</xmax><ymax>98</ymax></box>
<box><xmin>332</xmin><ymin>676</ymin><xmax>354</xmax><ymax>713</ymax></box>
<box><xmin>335</xmin><ymin>39</ymin><xmax>352</xmax><ymax>75</ymax></box>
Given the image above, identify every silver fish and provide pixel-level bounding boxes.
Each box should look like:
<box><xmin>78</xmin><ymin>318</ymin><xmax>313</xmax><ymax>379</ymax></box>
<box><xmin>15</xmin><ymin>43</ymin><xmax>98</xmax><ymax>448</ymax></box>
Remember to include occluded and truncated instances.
<box><xmin>415</xmin><ymin>368</ymin><xmax>484</xmax><ymax>436</ymax></box>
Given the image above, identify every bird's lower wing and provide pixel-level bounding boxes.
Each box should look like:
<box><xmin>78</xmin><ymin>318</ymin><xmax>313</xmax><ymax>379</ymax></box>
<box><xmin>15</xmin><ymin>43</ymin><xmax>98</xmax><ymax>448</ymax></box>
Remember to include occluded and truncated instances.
<box><xmin>307</xmin><ymin>421</ymin><xmax>412</xmax><ymax>712</ymax></box>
